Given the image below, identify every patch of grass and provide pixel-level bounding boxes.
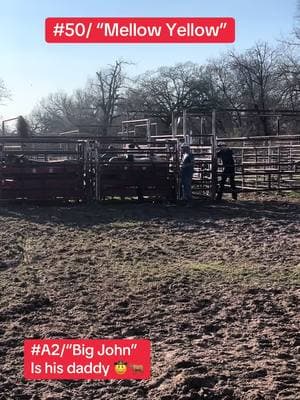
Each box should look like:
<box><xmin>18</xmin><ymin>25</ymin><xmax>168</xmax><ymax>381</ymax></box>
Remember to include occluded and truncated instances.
<box><xmin>190</xmin><ymin>261</ymin><xmax>224</xmax><ymax>272</ymax></box>
<box><xmin>189</xmin><ymin>262</ymin><xmax>300</xmax><ymax>286</ymax></box>
<box><xmin>271</xmin><ymin>264</ymin><xmax>300</xmax><ymax>285</ymax></box>
<box><xmin>284</xmin><ymin>191</ymin><xmax>300</xmax><ymax>199</ymax></box>
<box><xmin>109</xmin><ymin>260</ymin><xmax>300</xmax><ymax>294</ymax></box>
<box><xmin>109</xmin><ymin>220</ymin><xmax>141</xmax><ymax>229</ymax></box>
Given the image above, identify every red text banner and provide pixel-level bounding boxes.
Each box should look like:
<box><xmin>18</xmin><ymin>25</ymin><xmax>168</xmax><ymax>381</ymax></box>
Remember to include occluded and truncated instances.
<box><xmin>45</xmin><ymin>17</ymin><xmax>235</xmax><ymax>43</ymax></box>
<box><xmin>24</xmin><ymin>339</ymin><xmax>151</xmax><ymax>380</ymax></box>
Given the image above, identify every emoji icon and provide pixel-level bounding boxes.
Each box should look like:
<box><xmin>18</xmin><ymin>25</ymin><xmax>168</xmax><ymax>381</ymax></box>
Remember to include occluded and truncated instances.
<box><xmin>130</xmin><ymin>364</ymin><xmax>144</xmax><ymax>373</ymax></box>
<box><xmin>114</xmin><ymin>361</ymin><xmax>128</xmax><ymax>375</ymax></box>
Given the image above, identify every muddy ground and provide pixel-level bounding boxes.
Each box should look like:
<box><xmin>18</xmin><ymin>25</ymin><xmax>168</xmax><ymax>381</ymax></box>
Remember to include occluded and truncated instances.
<box><xmin>0</xmin><ymin>195</ymin><xmax>299</xmax><ymax>400</ymax></box>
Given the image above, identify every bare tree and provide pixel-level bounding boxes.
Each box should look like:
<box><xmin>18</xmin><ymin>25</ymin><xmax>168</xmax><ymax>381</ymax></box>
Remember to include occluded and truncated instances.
<box><xmin>206</xmin><ymin>43</ymin><xmax>298</xmax><ymax>136</ymax></box>
<box><xmin>276</xmin><ymin>47</ymin><xmax>300</xmax><ymax>109</ymax></box>
<box><xmin>225</xmin><ymin>43</ymin><xmax>281</xmax><ymax>135</ymax></box>
<box><xmin>89</xmin><ymin>60</ymin><xmax>128</xmax><ymax>135</ymax></box>
<box><xmin>0</xmin><ymin>78</ymin><xmax>10</xmax><ymax>105</ymax></box>
<box><xmin>0</xmin><ymin>79</ymin><xmax>11</xmax><ymax>134</ymax></box>
<box><xmin>30</xmin><ymin>92</ymin><xmax>79</xmax><ymax>134</ymax></box>
<box><xmin>207</xmin><ymin>57</ymin><xmax>245</xmax><ymax>135</ymax></box>
<box><xmin>17</xmin><ymin>115</ymin><xmax>30</xmax><ymax>138</ymax></box>
<box><xmin>293</xmin><ymin>0</ymin><xmax>300</xmax><ymax>42</ymax></box>
<box><xmin>31</xmin><ymin>61</ymin><xmax>128</xmax><ymax>135</ymax></box>
<box><xmin>125</xmin><ymin>62</ymin><xmax>212</xmax><ymax>127</ymax></box>
<box><xmin>29</xmin><ymin>49</ymin><xmax>300</xmax><ymax>138</ymax></box>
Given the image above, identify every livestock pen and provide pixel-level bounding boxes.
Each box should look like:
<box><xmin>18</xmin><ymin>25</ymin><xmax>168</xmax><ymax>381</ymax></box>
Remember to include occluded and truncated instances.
<box><xmin>0</xmin><ymin>136</ymin><xmax>89</xmax><ymax>202</ymax></box>
<box><xmin>0</xmin><ymin>110</ymin><xmax>300</xmax><ymax>202</ymax></box>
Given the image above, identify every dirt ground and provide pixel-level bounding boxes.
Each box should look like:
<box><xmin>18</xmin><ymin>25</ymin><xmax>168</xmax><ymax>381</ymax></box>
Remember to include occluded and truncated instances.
<box><xmin>0</xmin><ymin>195</ymin><xmax>299</xmax><ymax>400</ymax></box>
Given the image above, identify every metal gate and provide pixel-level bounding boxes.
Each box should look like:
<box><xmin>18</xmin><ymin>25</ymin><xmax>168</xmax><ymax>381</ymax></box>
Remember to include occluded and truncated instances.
<box><xmin>216</xmin><ymin>135</ymin><xmax>300</xmax><ymax>192</ymax></box>
<box><xmin>0</xmin><ymin>137</ymin><xmax>88</xmax><ymax>201</ymax></box>
<box><xmin>94</xmin><ymin>136</ymin><xmax>178</xmax><ymax>201</ymax></box>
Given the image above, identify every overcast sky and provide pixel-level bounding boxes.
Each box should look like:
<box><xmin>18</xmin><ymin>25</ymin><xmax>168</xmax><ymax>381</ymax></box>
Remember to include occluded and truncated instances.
<box><xmin>0</xmin><ymin>0</ymin><xmax>298</xmax><ymax>120</ymax></box>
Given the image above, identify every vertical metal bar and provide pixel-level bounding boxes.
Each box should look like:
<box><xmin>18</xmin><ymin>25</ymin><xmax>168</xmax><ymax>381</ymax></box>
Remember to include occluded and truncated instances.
<box><xmin>255</xmin><ymin>147</ymin><xmax>258</xmax><ymax>188</ymax></box>
<box><xmin>171</xmin><ymin>112</ymin><xmax>175</xmax><ymax>138</ymax></box>
<box><xmin>93</xmin><ymin>141</ymin><xmax>99</xmax><ymax>201</ymax></box>
<box><xmin>211</xmin><ymin>109</ymin><xmax>217</xmax><ymax>199</ymax></box>
<box><xmin>278</xmin><ymin>146</ymin><xmax>281</xmax><ymax>190</ymax></box>
<box><xmin>176</xmin><ymin>139</ymin><xmax>181</xmax><ymax>201</ymax></box>
<box><xmin>146</xmin><ymin>119</ymin><xmax>151</xmax><ymax>142</ymax></box>
<box><xmin>200</xmin><ymin>117</ymin><xmax>204</xmax><ymax>146</ymax></box>
<box><xmin>183</xmin><ymin>109</ymin><xmax>187</xmax><ymax>143</ymax></box>
<box><xmin>174</xmin><ymin>113</ymin><xmax>178</xmax><ymax>138</ymax></box>
<box><xmin>242</xmin><ymin>143</ymin><xmax>245</xmax><ymax>189</ymax></box>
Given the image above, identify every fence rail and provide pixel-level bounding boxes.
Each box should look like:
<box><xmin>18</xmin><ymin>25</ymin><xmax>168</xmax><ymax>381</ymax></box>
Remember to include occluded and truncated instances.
<box><xmin>0</xmin><ymin>126</ymin><xmax>299</xmax><ymax>201</ymax></box>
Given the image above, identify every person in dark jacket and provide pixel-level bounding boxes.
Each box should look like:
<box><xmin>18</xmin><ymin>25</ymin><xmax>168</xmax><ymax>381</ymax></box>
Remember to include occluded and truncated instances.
<box><xmin>216</xmin><ymin>143</ymin><xmax>237</xmax><ymax>200</ymax></box>
<box><xmin>180</xmin><ymin>144</ymin><xmax>194</xmax><ymax>204</ymax></box>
